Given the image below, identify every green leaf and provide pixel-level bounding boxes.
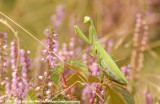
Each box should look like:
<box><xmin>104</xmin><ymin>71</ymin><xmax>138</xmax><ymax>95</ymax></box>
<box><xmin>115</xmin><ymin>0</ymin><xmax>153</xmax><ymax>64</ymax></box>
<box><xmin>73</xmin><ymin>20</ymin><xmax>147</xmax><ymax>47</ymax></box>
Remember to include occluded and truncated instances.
<box><xmin>106</xmin><ymin>86</ymin><xmax>127</xmax><ymax>104</ymax></box>
<box><xmin>23</xmin><ymin>90</ymin><xmax>37</xmax><ymax>104</ymax></box>
<box><xmin>88</xmin><ymin>75</ymin><xmax>100</xmax><ymax>83</ymax></box>
<box><xmin>51</xmin><ymin>64</ymin><xmax>64</xmax><ymax>90</ymax></box>
<box><xmin>66</xmin><ymin>73</ymin><xmax>87</xmax><ymax>86</ymax></box>
<box><xmin>106</xmin><ymin>96</ymin><xmax>111</xmax><ymax>104</ymax></box>
<box><xmin>113</xmin><ymin>86</ymin><xmax>135</xmax><ymax>104</ymax></box>
<box><xmin>65</xmin><ymin>60</ymin><xmax>89</xmax><ymax>78</ymax></box>
<box><xmin>105</xmin><ymin>83</ymin><xmax>135</xmax><ymax>104</ymax></box>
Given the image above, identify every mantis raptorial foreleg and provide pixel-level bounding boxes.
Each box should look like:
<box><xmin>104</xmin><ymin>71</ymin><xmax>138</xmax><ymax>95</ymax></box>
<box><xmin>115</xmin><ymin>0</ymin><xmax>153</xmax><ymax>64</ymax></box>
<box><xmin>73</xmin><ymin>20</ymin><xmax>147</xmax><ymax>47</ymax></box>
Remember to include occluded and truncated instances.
<box><xmin>74</xmin><ymin>24</ymin><xmax>93</xmax><ymax>45</ymax></box>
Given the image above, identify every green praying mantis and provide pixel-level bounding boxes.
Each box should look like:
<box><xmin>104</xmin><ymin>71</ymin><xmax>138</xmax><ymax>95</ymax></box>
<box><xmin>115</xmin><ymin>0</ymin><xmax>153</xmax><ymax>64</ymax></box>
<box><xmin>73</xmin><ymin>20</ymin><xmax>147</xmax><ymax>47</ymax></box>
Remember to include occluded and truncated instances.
<box><xmin>74</xmin><ymin>16</ymin><xmax>128</xmax><ymax>86</ymax></box>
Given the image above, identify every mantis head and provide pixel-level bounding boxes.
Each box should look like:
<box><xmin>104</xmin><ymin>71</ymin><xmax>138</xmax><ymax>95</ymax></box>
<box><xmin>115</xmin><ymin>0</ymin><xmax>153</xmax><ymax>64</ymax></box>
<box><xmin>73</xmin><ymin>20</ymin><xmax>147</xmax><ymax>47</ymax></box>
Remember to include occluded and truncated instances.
<box><xmin>84</xmin><ymin>16</ymin><xmax>91</xmax><ymax>23</ymax></box>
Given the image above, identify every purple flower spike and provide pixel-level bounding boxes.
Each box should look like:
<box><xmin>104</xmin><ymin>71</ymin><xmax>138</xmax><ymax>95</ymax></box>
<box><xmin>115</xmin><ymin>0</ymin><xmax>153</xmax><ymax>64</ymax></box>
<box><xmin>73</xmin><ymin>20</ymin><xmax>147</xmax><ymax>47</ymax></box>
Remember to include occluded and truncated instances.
<box><xmin>51</xmin><ymin>5</ymin><xmax>65</xmax><ymax>28</ymax></box>
<box><xmin>20</xmin><ymin>49</ymin><xmax>32</xmax><ymax>80</ymax></box>
<box><xmin>0</xmin><ymin>32</ymin><xmax>8</xmax><ymax>81</ymax></box>
<box><xmin>121</xmin><ymin>65</ymin><xmax>131</xmax><ymax>81</ymax></box>
<box><xmin>10</xmin><ymin>41</ymin><xmax>32</xmax><ymax>100</ymax></box>
<box><xmin>5</xmin><ymin>77</ymin><xmax>11</xmax><ymax>98</ymax></box>
<box><xmin>42</xmin><ymin>29</ymin><xmax>59</xmax><ymax>69</ymax></box>
<box><xmin>10</xmin><ymin>40</ymin><xmax>18</xmax><ymax>70</ymax></box>
<box><xmin>144</xmin><ymin>90</ymin><xmax>153</xmax><ymax>104</ymax></box>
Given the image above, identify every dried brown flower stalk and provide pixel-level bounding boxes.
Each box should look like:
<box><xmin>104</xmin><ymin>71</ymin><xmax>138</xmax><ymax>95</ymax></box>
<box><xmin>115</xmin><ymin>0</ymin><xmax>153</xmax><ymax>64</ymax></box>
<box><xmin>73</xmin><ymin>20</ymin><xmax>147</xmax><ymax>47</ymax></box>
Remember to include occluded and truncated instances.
<box><xmin>131</xmin><ymin>13</ymin><xmax>149</xmax><ymax>95</ymax></box>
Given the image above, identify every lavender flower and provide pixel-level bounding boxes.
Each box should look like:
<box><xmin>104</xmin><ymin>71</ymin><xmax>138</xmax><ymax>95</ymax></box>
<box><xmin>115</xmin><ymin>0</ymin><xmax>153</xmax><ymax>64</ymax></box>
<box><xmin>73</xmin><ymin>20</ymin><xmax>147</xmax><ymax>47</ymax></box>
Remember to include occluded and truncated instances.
<box><xmin>121</xmin><ymin>65</ymin><xmax>131</xmax><ymax>81</ymax></box>
<box><xmin>58</xmin><ymin>37</ymin><xmax>81</xmax><ymax>61</ymax></box>
<box><xmin>10</xmin><ymin>40</ymin><xmax>20</xmax><ymax>99</ymax></box>
<box><xmin>19</xmin><ymin>49</ymin><xmax>33</xmax><ymax>99</ymax></box>
<box><xmin>11</xmin><ymin>41</ymin><xmax>32</xmax><ymax>100</ymax></box>
<box><xmin>36</xmin><ymin>29</ymin><xmax>59</xmax><ymax>100</ymax></box>
<box><xmin>144</xmin><ymin>90</ymin><xmax>153</xmax><ymax>104</ymax></box>
<box><xmin>51</xmin><ymin>5</ymin><xmax>65</xmax><ymax>28</ymax></box>
<box><xmin>10</xmin><ymin>40</ymin><xmax>18</xmax><ymax>70</ymax></box>
<box><xmin>42</xmin><ymin>29</ymin><xmax>59</xmax><ymax>69</ymax></box>
<box><xmin>82</xmin><ymin>83</ymin><xmax>99</xmax><ymax>103</ymax></box>
<box><xmin>36</xmin><ymin>72</ymin><xmax>54</xmax><ymax>100</ymax></box>
<box><xmin>0</xmin><ymin>32</ymin><xmax>8</xmax><ymax>80</ymax></box>
<box><xmin>11</xmin><ymin>71</ymin><xmax>20</xmax><ymax>98</ymax></box>
<box><xmin>89</xmin><ymin>62</ymin><xmax>101</xmax><ymax>77</ymax></box>
<box><xmin>5</xmin><ymin>77</ymin><xmax>11</xmax><ymax>98</ymax></box>
<box><xmin>20</xmin><ymin>49</ymin><xmax>32</xmax><ymax>80</ymax></box>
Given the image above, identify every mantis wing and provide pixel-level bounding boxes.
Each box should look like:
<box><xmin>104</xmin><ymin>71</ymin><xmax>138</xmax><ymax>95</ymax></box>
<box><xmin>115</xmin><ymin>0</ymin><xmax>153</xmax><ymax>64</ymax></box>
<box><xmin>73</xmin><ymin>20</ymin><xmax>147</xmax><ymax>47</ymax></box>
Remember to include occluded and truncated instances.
<box><xmin>95</xmin><ymin>41</ymin><xmax>128</xmax><ymax>86</ymax></box>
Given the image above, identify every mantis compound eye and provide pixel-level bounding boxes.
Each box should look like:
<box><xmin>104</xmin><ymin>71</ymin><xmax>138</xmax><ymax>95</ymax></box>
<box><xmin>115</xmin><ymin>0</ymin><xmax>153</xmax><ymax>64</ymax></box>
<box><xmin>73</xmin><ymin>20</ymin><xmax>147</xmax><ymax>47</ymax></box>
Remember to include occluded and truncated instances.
<box><xmin>84</xmin><ymin>16</ymin><xmax>91</xmax><ymax>23</ymax></box>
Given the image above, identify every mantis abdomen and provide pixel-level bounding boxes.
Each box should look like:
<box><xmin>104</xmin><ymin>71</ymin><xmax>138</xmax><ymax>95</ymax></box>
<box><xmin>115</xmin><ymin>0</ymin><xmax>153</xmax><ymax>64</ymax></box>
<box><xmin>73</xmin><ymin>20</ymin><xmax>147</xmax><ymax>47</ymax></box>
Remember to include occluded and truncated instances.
<box><xmin>95</xmin><ymin>41</ymin><xmax>128</xmax><ymax>86</ymax></box>
<box><xmin>101</xmin><ymin>59</ymin><xmax>126</xmax><ymax>85</ymax></box>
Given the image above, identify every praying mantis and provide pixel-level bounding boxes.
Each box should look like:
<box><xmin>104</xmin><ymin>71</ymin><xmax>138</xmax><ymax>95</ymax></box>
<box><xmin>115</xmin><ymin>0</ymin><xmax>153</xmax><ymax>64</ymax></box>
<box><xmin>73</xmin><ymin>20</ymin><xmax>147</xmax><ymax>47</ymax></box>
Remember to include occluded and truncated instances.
<box><xmin>74</xmin><ymin>16</ymin><xmax>128</xmax><ymax>86</ymax></box>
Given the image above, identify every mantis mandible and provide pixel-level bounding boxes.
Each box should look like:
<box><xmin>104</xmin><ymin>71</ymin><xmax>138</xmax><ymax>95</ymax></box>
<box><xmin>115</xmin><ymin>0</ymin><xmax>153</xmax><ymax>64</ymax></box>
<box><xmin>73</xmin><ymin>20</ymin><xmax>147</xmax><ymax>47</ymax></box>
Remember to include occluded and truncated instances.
<box><xmin>74</xmin><ymin>16</ymin><xmax>128</xmax><ymax>86</ymax></box>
